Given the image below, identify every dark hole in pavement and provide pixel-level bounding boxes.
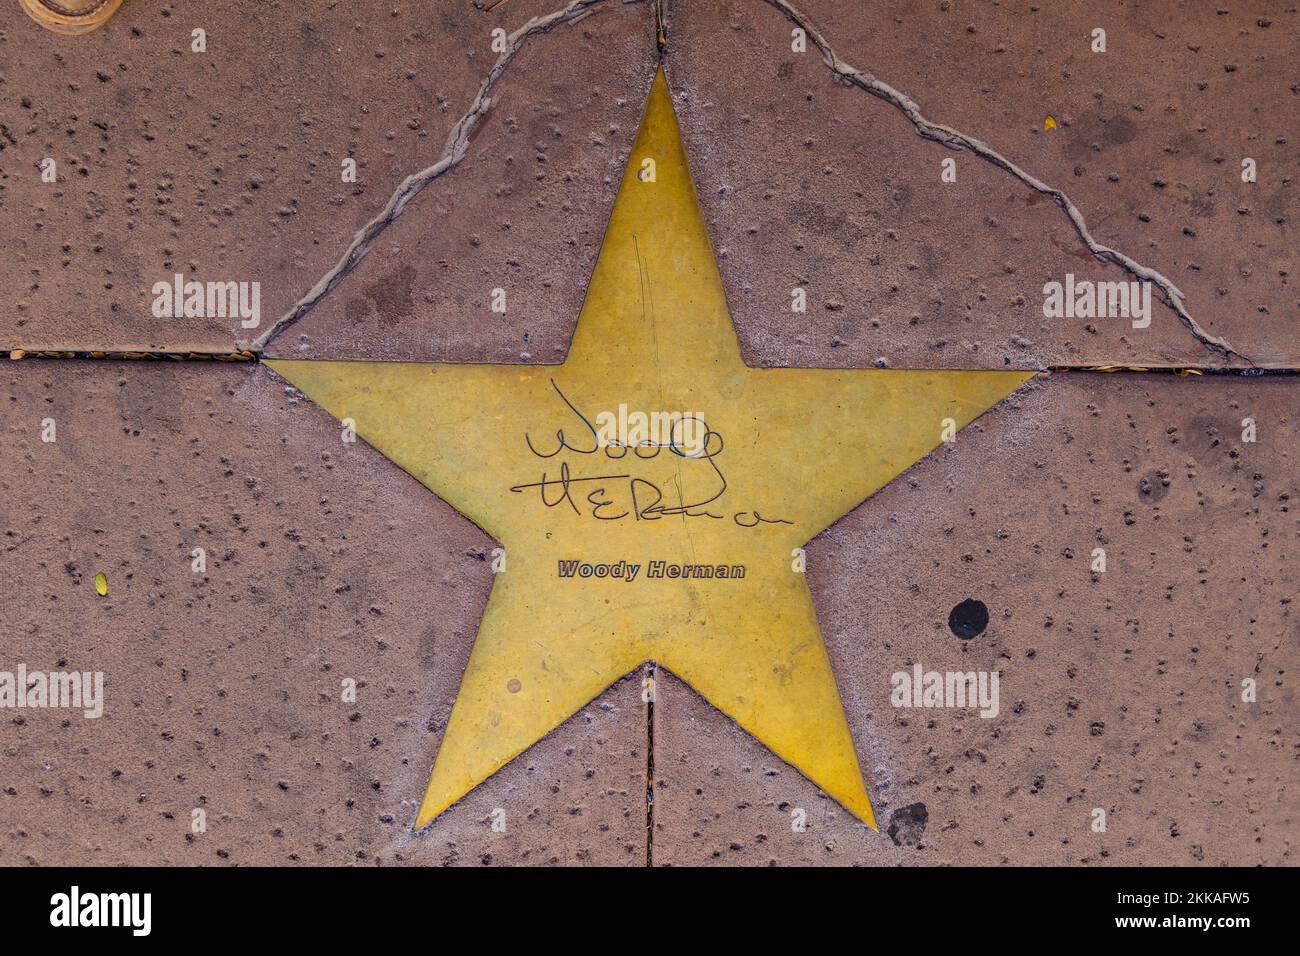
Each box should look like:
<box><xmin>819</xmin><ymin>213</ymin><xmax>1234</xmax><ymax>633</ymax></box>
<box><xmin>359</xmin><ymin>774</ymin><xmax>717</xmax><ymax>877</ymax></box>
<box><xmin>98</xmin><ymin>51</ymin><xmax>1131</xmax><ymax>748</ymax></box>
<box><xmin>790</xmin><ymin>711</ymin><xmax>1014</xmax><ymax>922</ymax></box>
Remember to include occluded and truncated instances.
<box><xmin>887</xmin><ymin>802</ymin><xmax>928</xmax><ymax>847</ymax></box>
<box><xmin>948</xmin><ymin>598</ymin><xmax>989</xmax><ymax>639</ymax></box>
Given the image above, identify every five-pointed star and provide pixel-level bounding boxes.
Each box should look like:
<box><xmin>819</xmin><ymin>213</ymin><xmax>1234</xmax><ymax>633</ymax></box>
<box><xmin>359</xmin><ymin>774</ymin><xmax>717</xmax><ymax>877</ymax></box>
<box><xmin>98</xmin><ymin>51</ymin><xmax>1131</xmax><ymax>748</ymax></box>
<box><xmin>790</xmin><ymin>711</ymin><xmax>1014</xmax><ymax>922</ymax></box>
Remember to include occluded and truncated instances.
<box><xmin>268</xmin><ymin>69</ymin><xmax>1031</xmax><ymax>830</ymax></box>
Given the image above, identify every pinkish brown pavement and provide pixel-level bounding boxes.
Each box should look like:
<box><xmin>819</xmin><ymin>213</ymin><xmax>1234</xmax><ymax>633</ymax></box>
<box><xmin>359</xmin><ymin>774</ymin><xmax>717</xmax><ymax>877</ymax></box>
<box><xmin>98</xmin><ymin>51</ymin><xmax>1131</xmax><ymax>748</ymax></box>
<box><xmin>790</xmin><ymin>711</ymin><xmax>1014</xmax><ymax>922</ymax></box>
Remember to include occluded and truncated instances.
<box><xmin>0</xmin><ymin>362</ymin><xmax>646</xmax><ymax>865</ymax></box>
<box><xmin>651</xmin><ymin>373</ymin><xmax>1296</xmax><ymax>866</ymax></box>
<box><xmin>3</xmin><ymin>0</ymin><xmax>653</xmax><ymax>354</ymax></box>
<box><xmin>664</xmin><ymin>0</ymin><xmax>1297</xmax><ymax>370</ymax></box>
<box><xmin>1</xmin><ymin>0</ymin><xmax>1297</xmax><ymax>867</ymax></box>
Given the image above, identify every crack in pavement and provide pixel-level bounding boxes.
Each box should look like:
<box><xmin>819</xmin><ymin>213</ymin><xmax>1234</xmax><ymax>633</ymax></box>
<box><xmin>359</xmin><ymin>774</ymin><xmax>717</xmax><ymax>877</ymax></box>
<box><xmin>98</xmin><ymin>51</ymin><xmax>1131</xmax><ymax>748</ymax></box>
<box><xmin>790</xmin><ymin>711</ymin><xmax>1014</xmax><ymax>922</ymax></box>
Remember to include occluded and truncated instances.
<box><xmin>251</xmin><ymin>0</ymin><xmax>1254</xmax><ymax>366</ymax></box>
<box><xmin>752</xmin><ymin>0</ymin><xmax>1252</xmax><ymax>366</ymax></box>
<box><xmin>248</xmin><ymin>0</ymin><xmax>612</xmax><ymax>352</ymax></box>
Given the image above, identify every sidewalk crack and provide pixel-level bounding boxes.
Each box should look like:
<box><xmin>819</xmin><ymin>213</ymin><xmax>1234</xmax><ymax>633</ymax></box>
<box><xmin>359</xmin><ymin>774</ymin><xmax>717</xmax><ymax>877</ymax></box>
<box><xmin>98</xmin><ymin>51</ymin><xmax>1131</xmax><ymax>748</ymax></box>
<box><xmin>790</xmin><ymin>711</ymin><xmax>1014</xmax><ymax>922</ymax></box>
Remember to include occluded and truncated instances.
<box><xmin>753</xmin><ymin>0</ymin><xmax>1254</xmax><ymax>366</ymax></box>
<box><xmin>249</xmin><ymin>0</ymin><xmax>613</xmax><ymax>352</ymax></box>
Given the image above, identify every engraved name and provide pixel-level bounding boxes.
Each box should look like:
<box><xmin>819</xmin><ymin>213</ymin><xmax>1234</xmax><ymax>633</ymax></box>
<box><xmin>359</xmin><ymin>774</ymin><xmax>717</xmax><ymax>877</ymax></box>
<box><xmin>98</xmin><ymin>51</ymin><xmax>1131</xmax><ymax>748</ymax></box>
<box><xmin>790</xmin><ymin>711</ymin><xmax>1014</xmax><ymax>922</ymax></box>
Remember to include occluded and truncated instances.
<box><xmin>556</xmin><ymin>559</ymin><xmax>746</xmax><ymax>581</ymax></box>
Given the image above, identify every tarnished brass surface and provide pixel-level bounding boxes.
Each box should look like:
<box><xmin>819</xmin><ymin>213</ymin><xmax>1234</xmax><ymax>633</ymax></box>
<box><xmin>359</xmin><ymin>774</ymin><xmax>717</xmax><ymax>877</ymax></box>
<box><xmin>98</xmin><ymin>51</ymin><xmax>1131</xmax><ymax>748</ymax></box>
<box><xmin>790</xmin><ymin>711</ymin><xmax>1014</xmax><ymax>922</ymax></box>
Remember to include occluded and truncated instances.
<box><xmin>269</xmin><ymin>70</ymin><xmax>1030</xmax><ymax>829</ymax></box>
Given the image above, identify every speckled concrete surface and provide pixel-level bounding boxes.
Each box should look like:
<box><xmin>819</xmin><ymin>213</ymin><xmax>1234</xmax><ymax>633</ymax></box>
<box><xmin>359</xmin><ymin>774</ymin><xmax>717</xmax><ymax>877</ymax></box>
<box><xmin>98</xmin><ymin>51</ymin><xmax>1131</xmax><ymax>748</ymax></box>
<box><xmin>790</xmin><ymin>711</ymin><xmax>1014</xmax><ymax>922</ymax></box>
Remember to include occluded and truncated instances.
<box><xmin>266</xmin><ymin>2</ymin><xmax>658</xmax><ymax>363</ymax></box>
<box><xmin>1</xmin><ymin>0</ymin><xmax>1296</xmax><ymax>868</ymax></box>
<box><xmin>0</xmin><ymin>362</ymin><xmax>645</xmax><ymax>865</ymax></box>
<box><xmin>2</xmin><ymin>0</ymin><xmax>593</xmax><ymax>352</ymax></box>
<box><xmin>664</xmin><ymin>0</ymin><xmax>1297</xmax><ymax>369</ymax></box>
<box><xmin>651</xmin><ymin>373</ymin><xmax>1296</xmax><ymax>866</ymax></box>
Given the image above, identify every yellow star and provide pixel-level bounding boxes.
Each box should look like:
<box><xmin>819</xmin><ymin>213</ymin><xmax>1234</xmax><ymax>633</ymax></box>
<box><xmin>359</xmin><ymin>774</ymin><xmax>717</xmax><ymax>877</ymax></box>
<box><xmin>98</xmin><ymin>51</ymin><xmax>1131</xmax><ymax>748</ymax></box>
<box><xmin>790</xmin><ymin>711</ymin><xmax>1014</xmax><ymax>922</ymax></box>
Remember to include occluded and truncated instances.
<box><xmin>268</xmin><ymin>69</ymin><xmax>1031</xmax><ymax>830</ymax></box>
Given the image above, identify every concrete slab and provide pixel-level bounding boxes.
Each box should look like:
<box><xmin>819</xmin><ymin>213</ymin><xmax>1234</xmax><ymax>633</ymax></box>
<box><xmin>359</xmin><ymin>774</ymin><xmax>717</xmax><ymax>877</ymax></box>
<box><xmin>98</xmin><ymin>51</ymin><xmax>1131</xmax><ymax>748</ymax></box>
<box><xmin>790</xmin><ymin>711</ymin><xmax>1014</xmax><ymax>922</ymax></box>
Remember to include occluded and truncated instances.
<box><xmin>651</xmin><ymin>372</ymin><xmax>1297</xmax><ymax>865</ymax></box>
<box><xmin>2</xmin><ymin>0</ymin><xmax>1293</xmax><ymax>871</ymax></box>
<box><xmin>0</xmin><ymin>361</ymin><xmax>645</xmax><ymax>865</ymax></box>
<box><xmin>1</xmin><ymin>0</ymin><xmax>581</xmax><ymax>352</ymax></box>
<box><xmin>664</xmin><ymin>0</ymin><xmax>1297</xmax><ymax>369</ymax></box>
<box><xmin>262</xmin><ymin>1</ymin><xmax>659</xmax><ymax>361</ymax></box>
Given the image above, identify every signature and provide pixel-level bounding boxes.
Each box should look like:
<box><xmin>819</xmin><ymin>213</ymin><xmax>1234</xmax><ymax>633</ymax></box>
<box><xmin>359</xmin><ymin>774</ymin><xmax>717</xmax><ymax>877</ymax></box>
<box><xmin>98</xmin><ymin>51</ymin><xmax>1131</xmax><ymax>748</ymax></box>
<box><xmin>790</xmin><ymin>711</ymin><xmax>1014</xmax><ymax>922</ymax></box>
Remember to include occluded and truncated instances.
<box><xmin>510</xmin><ymin>380</ymin><xmax>792</xmax><ymax>528</ymax></box>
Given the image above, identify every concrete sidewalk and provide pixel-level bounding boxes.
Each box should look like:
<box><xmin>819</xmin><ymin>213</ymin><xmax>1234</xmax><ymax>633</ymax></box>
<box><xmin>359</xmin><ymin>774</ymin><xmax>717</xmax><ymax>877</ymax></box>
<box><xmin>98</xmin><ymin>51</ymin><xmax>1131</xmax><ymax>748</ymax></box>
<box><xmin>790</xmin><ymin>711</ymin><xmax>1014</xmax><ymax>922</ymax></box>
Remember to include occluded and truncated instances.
<box><xmin>1</xmin><ymin>1</ymin><xmax>1294</xmax><ymax>866</ymax></box>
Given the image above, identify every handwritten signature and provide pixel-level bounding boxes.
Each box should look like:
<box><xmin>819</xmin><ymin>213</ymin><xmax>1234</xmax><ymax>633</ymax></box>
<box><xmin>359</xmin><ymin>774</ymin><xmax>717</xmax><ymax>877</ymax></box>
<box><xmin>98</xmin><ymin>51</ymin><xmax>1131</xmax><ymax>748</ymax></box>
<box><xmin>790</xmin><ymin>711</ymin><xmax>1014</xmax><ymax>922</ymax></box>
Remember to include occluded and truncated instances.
<box><xmin>510</xmin><ymin>380</ymin><xmax>792</xmax><ymax>528</ymax></box>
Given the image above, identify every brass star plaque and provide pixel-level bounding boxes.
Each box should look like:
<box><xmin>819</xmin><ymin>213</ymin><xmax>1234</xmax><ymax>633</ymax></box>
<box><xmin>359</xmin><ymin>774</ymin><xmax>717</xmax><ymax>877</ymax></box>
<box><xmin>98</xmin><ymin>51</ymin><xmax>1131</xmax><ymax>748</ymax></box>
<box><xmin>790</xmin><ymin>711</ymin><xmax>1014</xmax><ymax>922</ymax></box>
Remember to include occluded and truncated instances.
<box><xmin>268</xmin><ymin>69</ymin><xmax>1031</xmax><ymax>829</ymax></box>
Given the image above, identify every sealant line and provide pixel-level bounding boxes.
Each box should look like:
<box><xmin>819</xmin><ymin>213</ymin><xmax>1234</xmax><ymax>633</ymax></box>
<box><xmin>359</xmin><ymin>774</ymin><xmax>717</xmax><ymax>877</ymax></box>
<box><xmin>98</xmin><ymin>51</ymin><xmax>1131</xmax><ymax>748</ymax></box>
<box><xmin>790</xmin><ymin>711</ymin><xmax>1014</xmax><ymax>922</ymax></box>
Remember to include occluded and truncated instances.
<box><xmin>247</xmin><ymin>0</ymin><xmax>612</xmax><ymax>353</ymax></box>
<box><xmin>645</xmin><ymin>660</ymin><xmax>656</xmax><ymax>867</ymax></box>
<box><xmin>3</xmin><ymin>349</ymin><xmax>257</xmax><ymax>362</ymax></box>
<box><xmin>4</xmin><ymin>351</ymin><xmax>1295</xmax><ymax>375</ymax></box>
<box><xmin>747</xmin><ymin>0</ymin><xmax>1253</xmax><ymax>365</ymax></box>
<box><xmin>1049</xmin><ymin>365</ymin><xmax>1296</xmax><ymax>377</ymax></box>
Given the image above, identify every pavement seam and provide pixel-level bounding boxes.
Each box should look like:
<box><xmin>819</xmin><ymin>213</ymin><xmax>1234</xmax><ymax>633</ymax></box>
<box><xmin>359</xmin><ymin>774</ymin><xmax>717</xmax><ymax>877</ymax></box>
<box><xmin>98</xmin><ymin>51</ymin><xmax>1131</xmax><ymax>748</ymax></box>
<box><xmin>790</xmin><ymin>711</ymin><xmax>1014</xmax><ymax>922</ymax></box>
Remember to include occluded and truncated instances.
<box><xmin>749</xmin><ymin>0</ymin><xmax>1255</xmax><ymax>367</ymax></box>
<box><xmin>3</xmin><ymin>349</ymin><xmax>256</xmax><ymax>362</ymax></box>
<box><xmin>645</xmin><ymin>661</ymin><xmax>656</xmax><ymax>867</ymax></box>
<box><xmin>6</xmin><ymin>351</ymin><xmax>1296</xmax><ymax>375</ymax></box>
<box><xmin>247</xmin><ymin>0</ymin><xmax>614</xmax><ymax>353</ymax></box>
